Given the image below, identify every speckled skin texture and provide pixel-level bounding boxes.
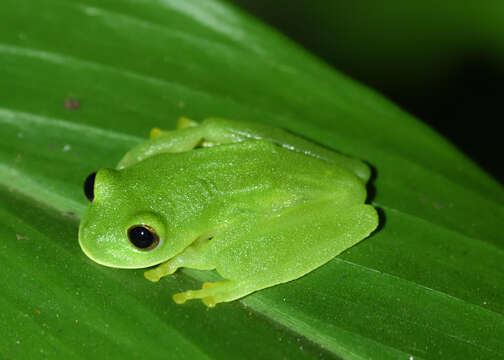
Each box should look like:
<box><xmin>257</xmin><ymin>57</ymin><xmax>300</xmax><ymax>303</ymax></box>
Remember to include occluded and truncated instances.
<box><xmin>79</xmin><ymin>118</ymin><xmax>378</xmax><ymax>306</ymax></box>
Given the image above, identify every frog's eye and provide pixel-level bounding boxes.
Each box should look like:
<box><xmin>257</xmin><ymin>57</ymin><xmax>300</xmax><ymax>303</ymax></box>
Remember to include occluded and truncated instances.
<box><xmin>128</xmin><ymin>225</ymin><xmax>160</xmax><ymax>250</ymax></box>
<box><xmin>84</xmin><ymin>172</ymin><xmax>97</xmax><ymax>202</ymax></box>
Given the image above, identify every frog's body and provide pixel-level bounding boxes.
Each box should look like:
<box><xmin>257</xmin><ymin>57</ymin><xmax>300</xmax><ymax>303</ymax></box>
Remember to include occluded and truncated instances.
<box><xmin>79</xmin><ymin>118</ymin><xmax>378</xmax><ymax>306</ymax></box>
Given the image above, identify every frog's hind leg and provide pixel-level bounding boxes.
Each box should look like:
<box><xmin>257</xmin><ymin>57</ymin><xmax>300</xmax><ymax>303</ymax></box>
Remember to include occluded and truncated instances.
<box><xmin>173</xmin><ymin>280</ymin><xmax>258</xmax><ymax>308</ymax></box>
<box><xmin>197</xmin><ymin>200</ymin><xmax>379</xmax><ymax>307</ymax></box>
<box><xmin>173</xmin><ymin>201</ymin><xmax>378</xmax><ymax>308</ymax></box>
<box><xmin>116</xmin><ymin>118</ymin><xmax>247</xmax><ymax>169</ymax></box>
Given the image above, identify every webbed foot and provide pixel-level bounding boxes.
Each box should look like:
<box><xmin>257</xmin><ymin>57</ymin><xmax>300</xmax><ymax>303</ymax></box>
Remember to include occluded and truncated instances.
<box><xmin>173</xmin><ymin>281</ymin><xmax>252</xmax><ymax>307</ymax></box>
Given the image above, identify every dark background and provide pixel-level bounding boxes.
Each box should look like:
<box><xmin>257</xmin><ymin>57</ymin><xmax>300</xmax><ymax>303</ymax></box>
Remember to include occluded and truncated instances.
<box><xmin>230</xmin><ymin>0</ymin><xmax>503</xmax><ymax>184</ymax></box>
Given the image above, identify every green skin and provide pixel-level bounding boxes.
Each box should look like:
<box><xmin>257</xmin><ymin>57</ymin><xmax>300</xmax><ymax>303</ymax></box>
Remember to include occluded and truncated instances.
<box><xmin>79</xmin><ymin>118</ymin><xmax>378</xmax><ymax>307</ymax></box>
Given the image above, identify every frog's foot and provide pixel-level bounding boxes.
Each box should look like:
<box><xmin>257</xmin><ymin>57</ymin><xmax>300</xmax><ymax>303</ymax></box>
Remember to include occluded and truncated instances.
<box><xmin>144</xmin><ymin>262</ymin><xmax>178</xmax><ymax>282</ymax></box>
<box><xmin>149</xmin><ymin>127</ymin><xmax>164</xmax><ymax>139</ymax></box>
<box><xmin>149</xmin><ymin>118</ymin><xmax>198</xmax><ymax>139</ymax></box>
<box><xmin>177</xmin><ymin>117</ymin><xmax>200</xmax><ymax>129</ymax></box>
<box><xmin>173</xmin><ymin>280</ymin><xmax>252</xmax><ymax>307</ymax></box>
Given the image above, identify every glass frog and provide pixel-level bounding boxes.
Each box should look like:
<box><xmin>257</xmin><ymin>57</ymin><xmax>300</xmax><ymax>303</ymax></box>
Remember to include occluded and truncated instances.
<box><xmin>78</xmin><ymin>118</ymin><xmax>378</xmax><ymax>307</ymax></box>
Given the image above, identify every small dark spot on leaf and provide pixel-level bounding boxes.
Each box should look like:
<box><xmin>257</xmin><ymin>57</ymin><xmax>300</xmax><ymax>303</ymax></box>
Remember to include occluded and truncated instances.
<box><xmin>35</xmin><ymin>309</ymin><xmax>41</xmax><ymax>315</ymax></box>
<box><xmin>63</xmin><ymin>211</ymin><xmax>79</xmax><ymax>220</ymax></box>
<box><xmin>64</xmin><ymin>97</ymin><xmax>81</xmax><ymax>110</ymax></box>
<box><xmin>16</xmin><ymin>233</ymin><xmax>24</xmax><ymax>240</ymax></box>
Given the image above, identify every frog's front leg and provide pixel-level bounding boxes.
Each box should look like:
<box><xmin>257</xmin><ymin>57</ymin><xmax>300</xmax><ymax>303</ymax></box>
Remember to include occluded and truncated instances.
<box><xmin>143</xmin><ymin>257</ymin><xmax>182</xmax><ymax>282</ymax></box>
<box><xmin>144</xmin><ymin>238</ymin><xmax>215</xmax><ymax>282</ymax></box>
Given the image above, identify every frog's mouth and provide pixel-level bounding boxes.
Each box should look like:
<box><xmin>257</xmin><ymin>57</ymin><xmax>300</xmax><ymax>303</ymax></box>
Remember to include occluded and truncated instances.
<box><xmin>78</xmin><ymin>227</ymin><xmax>165</xmax><ymax>269</ymax></box>
<box><xmin>78</xmin><ymin>241</ymin><xmax>115</xmax><ymax>268</ymax></box>
<box><xmin>79</xmin><ymin>240</ymin><xmax>164</xmax><ymax>269</ymax></box>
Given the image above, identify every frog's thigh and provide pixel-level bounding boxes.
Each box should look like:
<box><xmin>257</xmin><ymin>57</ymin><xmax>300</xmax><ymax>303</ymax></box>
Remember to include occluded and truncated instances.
<box><xmin>215</xmin><ymin>201</ymin><xmax>378</xmax><ymax>289</ymax></box>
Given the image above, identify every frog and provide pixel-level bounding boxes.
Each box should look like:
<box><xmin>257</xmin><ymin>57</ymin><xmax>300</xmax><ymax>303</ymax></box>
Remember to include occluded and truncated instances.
<box><xmin>78</xmin><ymin>117</ymin><xmax>378</xmax><ymax>307</ymax></box>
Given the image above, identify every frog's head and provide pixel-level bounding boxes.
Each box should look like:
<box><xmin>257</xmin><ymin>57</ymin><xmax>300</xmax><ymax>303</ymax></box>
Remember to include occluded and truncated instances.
<box><xmin>78</xmin><ymin>168</ymin><xmax>176</xmax><ymax>269</ymax></box>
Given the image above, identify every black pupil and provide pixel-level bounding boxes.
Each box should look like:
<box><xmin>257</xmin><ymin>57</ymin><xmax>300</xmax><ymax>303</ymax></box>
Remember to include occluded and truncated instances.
<box><xmin>84</xmin><ymin>172</ymin><xmax>97</xmax><ymax>201</ymax></box>
<box><xmin>129</xmin><ymin>226</ymin><xmax>155</xmax><ymax>249</ymax></box>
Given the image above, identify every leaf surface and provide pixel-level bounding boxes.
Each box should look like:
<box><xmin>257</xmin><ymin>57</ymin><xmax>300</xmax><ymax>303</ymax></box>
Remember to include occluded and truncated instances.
<box><xmin>1</xmin><ymin>1</ymin><xmax>503</xmax><ymax>359</ymax></box>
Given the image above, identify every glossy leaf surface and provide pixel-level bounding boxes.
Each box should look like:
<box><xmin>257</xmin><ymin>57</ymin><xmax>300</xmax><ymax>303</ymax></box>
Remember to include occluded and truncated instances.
<box><xmin>1</xmin><ymin>1</ymin><xmax>503</xmax><ymax>359</ymax></box>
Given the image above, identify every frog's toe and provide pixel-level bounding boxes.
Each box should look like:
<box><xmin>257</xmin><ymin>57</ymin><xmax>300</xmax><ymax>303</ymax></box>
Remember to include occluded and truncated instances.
<box><xmin>173</xmin><ymin>291</ymin><xmax>190</xmax><ymax>304</ymax></box>
<box><xmin>172</xmin><ymin>280</ymin><xmax>255</xmax><ymax>307</ymax></box>
<box><xmin>144</xmin><ymin>269</ymin><xmax>161</xmax><ymax>282</ymax></box>
<box><xmin>202</xmin><ymin>282</ymin><xmax>216</xmax><ymax>289</ymax></box>
<box><xmin>202</xmin><ymin>296</ymin><xmax>217</xmax><ymax>307</ymax></box>
<box><xmin>177</xmin><ymin>117</ymin><xmax>199</xmax><ymax>129</ymax></box>
<box><xmin>172</xmin><ymin>282</ymin><xmax>227</xmax><ymax>306</ymax></box>
<box><xmin>149</xmin><ymin>127</ymin><xmax>163</xmax><ymax>139</ymax></box>
<box><xmin>173</xmin><ymin>289</ymin><xmax>214</xmax><ymax>305</ymax></box>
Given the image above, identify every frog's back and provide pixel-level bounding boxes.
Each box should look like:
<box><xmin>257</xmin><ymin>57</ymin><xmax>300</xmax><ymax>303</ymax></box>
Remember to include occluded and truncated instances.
<box><xmin>134</xmin><ymin>140</ymin><xmax>367</xmax><ymax>207</ymax></box>
<box><xmin>120</xmin><ymin>139</ymin><xmax>369</xmax><ymax>250</ymax></box>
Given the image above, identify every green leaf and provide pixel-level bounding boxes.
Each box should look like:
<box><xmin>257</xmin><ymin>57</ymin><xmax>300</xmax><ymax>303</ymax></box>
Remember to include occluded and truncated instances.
<box><xmin>1</xmin><ymin>0</ymin><xmax>503</xmax><ymax>359</ymax></box>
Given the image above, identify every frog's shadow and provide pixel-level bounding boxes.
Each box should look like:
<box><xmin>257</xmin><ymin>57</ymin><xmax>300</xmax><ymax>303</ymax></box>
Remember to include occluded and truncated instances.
<box><xmin>366</xmin><ymin>164</ymin><xmax>386</xmax><ymax>234</ymax></box>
